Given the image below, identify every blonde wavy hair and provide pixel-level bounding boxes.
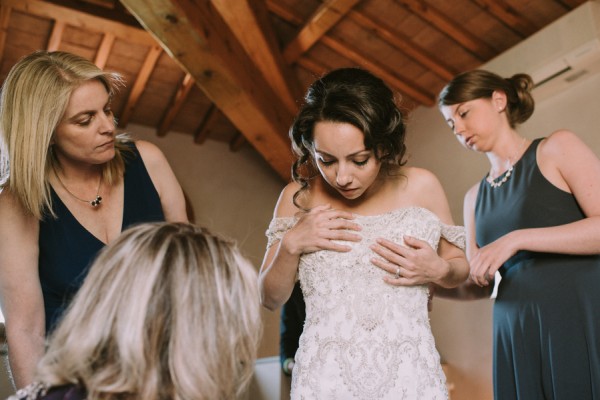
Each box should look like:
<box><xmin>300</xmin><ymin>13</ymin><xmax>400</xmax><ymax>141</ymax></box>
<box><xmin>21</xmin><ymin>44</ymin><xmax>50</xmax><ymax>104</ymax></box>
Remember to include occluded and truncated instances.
<box><xmin>35</xmin><ymin>222</ymin><xmax>262</xmax><ymax>400</ymax></box>
<box><xmin>0</xmin><ymin>50</ymin><xmax>130</xmax><ymax>219</ymax></box>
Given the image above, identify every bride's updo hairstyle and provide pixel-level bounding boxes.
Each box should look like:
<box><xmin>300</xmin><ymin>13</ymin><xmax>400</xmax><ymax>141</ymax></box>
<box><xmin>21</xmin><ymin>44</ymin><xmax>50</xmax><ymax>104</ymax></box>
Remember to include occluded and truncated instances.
<box><xmin>289</xmin><ymin>67</ymin><xmax>407</xmax><ymax>208</ymax></box>
<box><xmin>438</xmin><ymin>69</ymin><xmax>535</xmax><ymax>129</ymax></box>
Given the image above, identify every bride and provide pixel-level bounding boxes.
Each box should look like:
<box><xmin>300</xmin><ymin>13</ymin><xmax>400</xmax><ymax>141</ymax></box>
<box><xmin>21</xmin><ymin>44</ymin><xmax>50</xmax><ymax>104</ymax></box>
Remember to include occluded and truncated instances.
<box><xmin>259</xmin><ymin>67</ymin><xmax>469</xmax><ymax>399</ymax></box>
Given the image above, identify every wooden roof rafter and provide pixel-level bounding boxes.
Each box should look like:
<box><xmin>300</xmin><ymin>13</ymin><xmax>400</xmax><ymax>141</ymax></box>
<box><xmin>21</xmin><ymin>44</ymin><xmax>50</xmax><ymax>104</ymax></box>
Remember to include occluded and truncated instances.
<box><xmin>471</xmin><ymin>0</ymin><xmax>538</xmax><ymax>37</ymax></box>
<box><xmin>229</xmin><ymin>131</ymin><xmax>247</xmax><ymax>152</ymax></box>
<box><xmin>5</xmin><ymin>0</ymin><xmax>156</xmax><ymax>46</ymax></box>
<box><xmin>267</xmin><ymin>2</ymin><xmax>433</xmax><ymax>105</ymax></box>
<box><xmin>194</xmin><ymin>104</ymin><xmax>219</xmax><ymax>145</ymax></box>
<box><xmin>42</xmin><ymin>0</ymin><xmax>142</xmax><ymax>28</ymax></box>
<box><xmin>118</xmin><ymin>44</ymin><xmax>163</xmax><ymax>128</ymax></box>
<box><xmin>321</xmin><ymin>34</ymin><xmax>428</xmax><ymax>105</ymax></box>
<box><xmin>94</xmin><ymin>32</ymin><xmax>115</xmax><ymax>69</ymax></box>
<box><xmin>394</xmin><ymin>0</ymin><xmax>497</xmax><ymax>60</ymax></box>
<box><xmin>347</xmin><ymin>10</ymin><xmax>457</xmax><ymax>81</ymax></box>
<box><xmin>120</xmin><ymin>0</ymin><xmax>294</xmax><ymax>180</ymax></box>
<box><xmin>212</xmin><ymin>0</ymin><xmax>302</xmax><ymax>114</ymax></box>
<box><xmin>0</xmin><ymin>5</ymin><xmax>10</xmax><ymax>62</ymax></box>
<box><xmin>46</xmin><ymin>20</ymin><xmax>65</xmax><ymax>52</ymax></box>
<box><xmin>283</xmin><ymin>0</ymin><xmax>362</xmax><ymax>63</ymax></box>
<box><xmin>158</xmin><ymin>73</ymin><xmax>195</xmax><ymax>137</ymax></box>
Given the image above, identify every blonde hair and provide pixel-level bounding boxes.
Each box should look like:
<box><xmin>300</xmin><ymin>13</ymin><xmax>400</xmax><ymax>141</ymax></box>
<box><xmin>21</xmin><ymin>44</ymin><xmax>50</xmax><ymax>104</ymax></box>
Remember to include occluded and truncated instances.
<box><xmin>0</xmin><ymin>50</ymin><xmax>129</xmax><ymax>219</ymax></box>
<box><xmin>35</xmin><ymin>222</ymin><xmax>262</xmax><ymax>400</ymax></box>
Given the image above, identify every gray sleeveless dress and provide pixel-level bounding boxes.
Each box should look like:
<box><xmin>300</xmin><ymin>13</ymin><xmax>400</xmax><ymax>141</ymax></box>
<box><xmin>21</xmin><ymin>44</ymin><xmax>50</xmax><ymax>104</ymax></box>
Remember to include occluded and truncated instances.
<box><xmin>475</xmin><ymin>138</ymin><xmax>600</xmax><ymax>399</ymax></box>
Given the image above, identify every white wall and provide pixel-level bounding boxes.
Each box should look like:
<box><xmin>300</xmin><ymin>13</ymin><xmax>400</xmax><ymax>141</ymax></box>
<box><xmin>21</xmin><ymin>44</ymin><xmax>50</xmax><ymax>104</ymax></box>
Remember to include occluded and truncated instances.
<box><xmin>405</xmin><ymin>71</ymin><xmax>600</xmax><ymax>400</ymax></box>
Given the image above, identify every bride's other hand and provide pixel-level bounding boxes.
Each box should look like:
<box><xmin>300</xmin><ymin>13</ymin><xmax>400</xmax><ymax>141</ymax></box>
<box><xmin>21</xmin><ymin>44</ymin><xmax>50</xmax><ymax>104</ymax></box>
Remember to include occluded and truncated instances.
<box><xmin>370</xmin><ymin>236</ymin><xmax>449</xmax><ymax>286</ymax></box>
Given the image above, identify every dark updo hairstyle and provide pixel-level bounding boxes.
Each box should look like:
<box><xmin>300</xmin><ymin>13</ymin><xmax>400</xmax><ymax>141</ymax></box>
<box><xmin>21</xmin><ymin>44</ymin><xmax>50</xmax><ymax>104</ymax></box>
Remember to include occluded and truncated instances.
<box><xmin>438</xmin><ymin>69</ymin><xmax>535</xmax><ymax>128</ymax></box>
<box><xmin>289</xmin><ymin>67</ymin><xmax>407</xmax><ymax>208</ymax></box>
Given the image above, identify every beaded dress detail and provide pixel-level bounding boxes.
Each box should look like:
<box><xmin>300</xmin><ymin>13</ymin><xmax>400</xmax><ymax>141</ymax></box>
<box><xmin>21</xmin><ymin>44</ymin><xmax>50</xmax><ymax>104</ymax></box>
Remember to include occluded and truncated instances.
<box><xmin>266</xmin><ymin>207</ymin><xmax>465</xmax><ymax>399</ymax></box>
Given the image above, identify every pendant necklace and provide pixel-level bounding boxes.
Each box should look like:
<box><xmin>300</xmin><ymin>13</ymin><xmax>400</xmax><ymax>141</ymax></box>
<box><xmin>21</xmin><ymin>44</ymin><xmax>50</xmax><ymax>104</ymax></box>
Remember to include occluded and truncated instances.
<box><xmin>486</xmin><ymin>137</ymin><xmax>527</xmax><ymax>189</ymax></box>
<box><xmin>53</xmin><ymin>165</ymin><xmax>103</xmax><ymax>208</ymax></box>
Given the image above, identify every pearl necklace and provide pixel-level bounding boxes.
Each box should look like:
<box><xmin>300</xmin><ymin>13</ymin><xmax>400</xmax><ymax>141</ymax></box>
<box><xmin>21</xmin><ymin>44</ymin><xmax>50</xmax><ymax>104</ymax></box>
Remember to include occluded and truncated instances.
<box><xmin>486</xmin><ymin>137</ymin><xmax>527</xmax><ymax>189</ymax></box>
<box><xmin>53</xmin><ymin>165</ymin><xmax>103</xmax><ymax>208</ymax></box>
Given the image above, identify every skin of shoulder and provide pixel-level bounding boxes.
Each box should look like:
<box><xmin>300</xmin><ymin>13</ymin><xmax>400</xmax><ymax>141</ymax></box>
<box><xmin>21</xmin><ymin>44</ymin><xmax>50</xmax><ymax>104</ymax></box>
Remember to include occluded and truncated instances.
<box><xmin>133</xmin><ymin>139</ymin><xmax>167</xmax><ymax>169</ymax></box>
<box><xmin>537</xmin><ymin>129</ymin><xmax>600</xmax><ymax>215</ymax></box>
<box><xmin>402</xmin><ymin>166</ymin><xmax>456</xmax><ymax>226</ymax></box>
<box><xmin>133</xmin><ymin>139</ymin><xmax>188</xmax><ymax>222</ymax></box>
<box><xmin>273</xmin><ymin>182</ymin><xmax>303</xmax><ymax>218</ymax></box>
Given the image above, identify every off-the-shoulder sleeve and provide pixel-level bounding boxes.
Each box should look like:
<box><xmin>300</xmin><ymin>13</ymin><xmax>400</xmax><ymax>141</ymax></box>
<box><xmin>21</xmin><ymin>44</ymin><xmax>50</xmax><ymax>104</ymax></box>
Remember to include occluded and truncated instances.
<box><xmin>265</xmin><ymin>217</ymin><xmax>296</xmax><ymax>249</ymax></box>
<box><xmin>440</xmin><ymin>223</ymin><xmax>466</xmax><ymax>250</ymax></box>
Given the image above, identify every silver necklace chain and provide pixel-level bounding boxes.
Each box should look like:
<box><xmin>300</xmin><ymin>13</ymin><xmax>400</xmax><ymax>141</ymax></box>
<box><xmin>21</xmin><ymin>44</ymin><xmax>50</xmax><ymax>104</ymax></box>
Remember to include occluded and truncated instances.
<box><xmin>486</xmin><ymin>137</ymin><xmax>527</xmax><ymax>189</ymax></box>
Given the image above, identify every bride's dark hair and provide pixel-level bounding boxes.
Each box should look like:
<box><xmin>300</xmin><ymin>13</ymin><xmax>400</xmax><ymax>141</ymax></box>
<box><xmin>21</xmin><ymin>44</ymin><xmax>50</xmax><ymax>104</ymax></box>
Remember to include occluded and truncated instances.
<box><xmin>289</xmin><ymin>67</ymin><xmax>407</xmax><ymax>209</ymax></box>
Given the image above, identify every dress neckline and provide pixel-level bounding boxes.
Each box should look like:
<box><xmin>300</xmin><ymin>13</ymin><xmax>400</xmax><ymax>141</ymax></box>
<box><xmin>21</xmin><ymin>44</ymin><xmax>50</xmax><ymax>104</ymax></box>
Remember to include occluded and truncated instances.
<box><xmin>484</xmin><ymin>138</ymin><xmax>538</xmax><ymax>184</ymax></box>
<box><xmin>273</xmin><ymin>205</ymin><xmax>440</xmax><ymax>222</ymax></box>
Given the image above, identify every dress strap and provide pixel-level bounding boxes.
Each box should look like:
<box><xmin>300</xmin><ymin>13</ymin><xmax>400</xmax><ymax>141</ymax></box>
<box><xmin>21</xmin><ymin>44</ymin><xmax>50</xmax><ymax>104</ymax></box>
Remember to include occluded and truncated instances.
<box><xmin>440</xmin><ymin>224</ymin><xmax>466</xmax><ymax>250</ymax></box>
<box><xmin>265</xmin><ymin>217</ymin><xmax>296</xmax><ymax>249</ymax></box>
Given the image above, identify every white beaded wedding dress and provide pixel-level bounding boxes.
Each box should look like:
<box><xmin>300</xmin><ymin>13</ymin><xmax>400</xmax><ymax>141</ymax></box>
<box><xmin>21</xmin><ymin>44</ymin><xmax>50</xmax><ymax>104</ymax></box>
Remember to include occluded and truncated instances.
<box><xmin>266</xmin><ymin>207</ymin><xmax>465</xmax><ymax>400</ymax></box>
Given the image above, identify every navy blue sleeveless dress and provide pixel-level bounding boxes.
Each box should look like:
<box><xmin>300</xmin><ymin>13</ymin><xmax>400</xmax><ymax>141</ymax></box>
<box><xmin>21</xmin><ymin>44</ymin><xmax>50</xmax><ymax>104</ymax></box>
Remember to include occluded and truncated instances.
<box><xmin>475</xmin><ymin>138</ymin><xmax>600</xmax><ymax>399</ymax></box>
<box><xmin>39</xmin><ymin>142</ymin><xmax>165</xmax><ymax>332</ymax></box>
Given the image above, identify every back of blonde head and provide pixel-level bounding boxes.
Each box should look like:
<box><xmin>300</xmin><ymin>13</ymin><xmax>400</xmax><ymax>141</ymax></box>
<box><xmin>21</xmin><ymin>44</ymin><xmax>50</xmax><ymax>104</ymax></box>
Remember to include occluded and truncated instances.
<box><xmin>36</xmin><ymin>222</ymin><xmax>262</xmax><ymax>400</ymax></box>
<box><xmin>0</xmin><ymin>50</ymin><xmax>125</xmax><ymax>219</ymax></box>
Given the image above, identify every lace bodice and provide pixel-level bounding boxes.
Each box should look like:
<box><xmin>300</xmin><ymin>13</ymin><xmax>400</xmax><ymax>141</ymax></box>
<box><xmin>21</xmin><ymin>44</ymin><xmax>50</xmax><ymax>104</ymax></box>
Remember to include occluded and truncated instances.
<box><xmin>266</xmin><ymin>207</ymin><xmax>465</xmax><ymax>399</ymax></box>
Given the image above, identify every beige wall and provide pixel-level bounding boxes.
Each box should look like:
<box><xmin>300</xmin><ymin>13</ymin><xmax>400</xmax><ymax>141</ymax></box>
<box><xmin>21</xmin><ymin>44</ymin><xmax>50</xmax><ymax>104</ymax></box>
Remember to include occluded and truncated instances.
<box><xmin>405</xmin><ymin>71</ymin><xmax>600</xmax><ymax>400</ymax></box>
<box><xmin>127</xmin><ymin>126</ymin><xmax>284</xmax><ymax>359</ymax></box>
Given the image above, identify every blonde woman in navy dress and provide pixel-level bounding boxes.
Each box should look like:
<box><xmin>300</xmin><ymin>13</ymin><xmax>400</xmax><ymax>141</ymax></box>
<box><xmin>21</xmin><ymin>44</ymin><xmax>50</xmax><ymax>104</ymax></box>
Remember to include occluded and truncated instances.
<box><xmin>0</xmin><ymin>51</ymin><xmax>187</xmax><ymax>390</ymax></box>
<box><xmin>438</xmin><ymin>69</ymin><xmax>600</xmax><ymax>399</ymax></box>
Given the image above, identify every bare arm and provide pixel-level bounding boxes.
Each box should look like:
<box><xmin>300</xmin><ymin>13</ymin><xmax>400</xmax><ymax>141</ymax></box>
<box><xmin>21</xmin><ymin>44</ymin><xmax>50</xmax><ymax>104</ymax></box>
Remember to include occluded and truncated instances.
<box><xmin>468</xmin><ymin>131</ymin><xmax>600</xmax><ymax>286</ymax></box>
<box><xmin>258</xmin><ymin>184</ymin><xmax>361</xmax><ymax>310</ymax></box>
<box><xmin>434</xmin><ymin>183</ymin><xmax>493</xmax><ymax>299</ymax></box>
<box><xmin>519</xmin><ymin>130</ymin><xmax>600</xmax><ymax>253</ymax></box>
<box><xmin>136</xmin><ymin>140</ymin><xmax>188</xmax><ymax>222</ymax></box>
<box><xmin>0</xmin><ymin>190</ymin><xmax>45</xmax><ymax>389</ymax></box>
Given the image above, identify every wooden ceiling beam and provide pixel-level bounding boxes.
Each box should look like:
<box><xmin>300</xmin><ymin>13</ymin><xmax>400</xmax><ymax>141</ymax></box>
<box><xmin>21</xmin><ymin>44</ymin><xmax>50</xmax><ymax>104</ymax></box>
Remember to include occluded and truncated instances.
<box><xmin>212</xmin><ymin>0</ymin><xmax>302</xmax><ymax>114</ymax></box>
<box><xmin>193</xmin><ymin>104</ymin><xmax>219</xmax><ymax>145</ymax></box>
<box><xmin>471</xmin><ymin>0</ymin><xmax>536</xmax><ymax>37</ymax></box>
<box><xmin>41</xmin><ymin>0</ymin><xmax>143</xmax><ymax>28</ymax></box>
<box><xmin>118</xmin><ymin>44</ymin><xmax>162</xmax><ymax>128</ymax></box>
<box><xmin>266</xmin><ymin>0</ymin><xmax>303</xmax><ymax>25</ymax></box>
<box><xmin>5</xmin><ymin>0</ymin><xmax>155</xmax><ymax>46</ymax></box>
<box><xmin>268</xmin><ymin>0</ymin><xmax>455</xmax><ymax>82</ymax></box>
<box><xmin>268</xmin><ymin>2</ymin><xmax>434</xmax><ymax>105</ymax></box>
<box><xmin>120</xmin><ymin>0</ymin><xmax>294</xmax><ymax>180</ymax></box>
<box><xmin>94</xmin><ymin>32</ymin><xmax>115</xmax><ymax>69</ymax></box>
<box><xmin>297</xmin><ymin>57</ymin><xmax>329</xmax><ymax>78</ymax></box>
<box><xmin>321</xmin><ymin>35</ymin><xmax>435</xmax><ymax>105</ymax></box>
<box><xmin>158</xmin><ymin>73</ymin><xmax>195</xmax><ymax>137</ymax></box>
<box><xmin>284</xmin><ymin>0</ymin><xmax>361</xmax><ymax>63</ymax></box>
<box><xmin>229</xmin><ymin>131</ymin><xmax>247</xmax><ymax>152</ymax></box>
<box><xmin>347</xmin><ymin>11</ymin><xmax>457</xmax><ymax>81</ymax></box>
<box><xmin>46</xmin><ymin>20</ymin><xmax>65</xmax><ymax>51</ymax></box>
<box><xmin>0</xmin><ymin>5</ymin><xmax>12</xmax><ymax>63</ymax></box>
<box><xmin>394</xmin><ymin>0</ymin><xmax>497</xmax><ymax>60</ymax></box>
<box><xmin>554</xmin><ymin>0</ymin><xmax>586</xmax><ymax>9</ymax></box>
